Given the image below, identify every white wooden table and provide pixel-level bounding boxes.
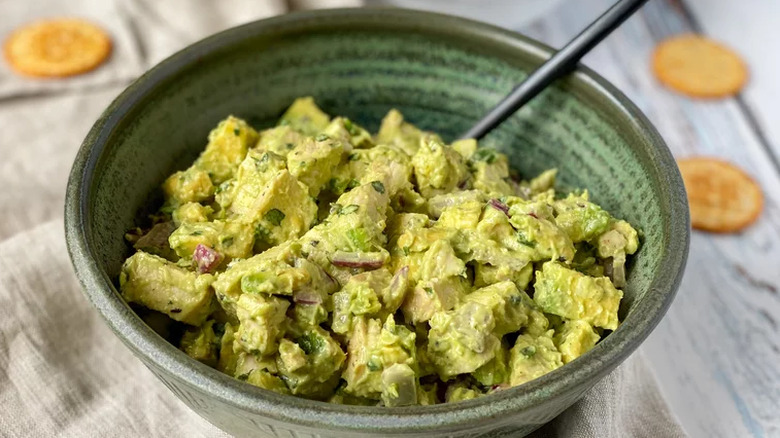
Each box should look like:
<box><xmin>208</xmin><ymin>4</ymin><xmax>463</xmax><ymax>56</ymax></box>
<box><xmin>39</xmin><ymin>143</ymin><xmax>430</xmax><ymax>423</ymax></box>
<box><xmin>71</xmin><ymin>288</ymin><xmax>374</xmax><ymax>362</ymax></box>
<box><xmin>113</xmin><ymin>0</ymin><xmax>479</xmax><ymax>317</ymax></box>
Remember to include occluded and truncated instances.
<box><xmin>518</xmin><ymin>1</ymin><xmax>780</xmax><ymax>436</ymax></box>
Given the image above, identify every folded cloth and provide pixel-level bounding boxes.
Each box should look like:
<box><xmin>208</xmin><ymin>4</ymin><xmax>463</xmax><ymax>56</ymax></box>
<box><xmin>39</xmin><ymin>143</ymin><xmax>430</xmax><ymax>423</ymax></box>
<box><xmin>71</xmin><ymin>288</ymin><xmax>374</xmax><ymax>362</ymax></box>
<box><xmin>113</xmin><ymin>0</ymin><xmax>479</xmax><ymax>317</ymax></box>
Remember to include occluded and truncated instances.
<box><xmin>0</xmin><ymin>0</ymin><xmax>686</xmax><ymax>436</ymax></box>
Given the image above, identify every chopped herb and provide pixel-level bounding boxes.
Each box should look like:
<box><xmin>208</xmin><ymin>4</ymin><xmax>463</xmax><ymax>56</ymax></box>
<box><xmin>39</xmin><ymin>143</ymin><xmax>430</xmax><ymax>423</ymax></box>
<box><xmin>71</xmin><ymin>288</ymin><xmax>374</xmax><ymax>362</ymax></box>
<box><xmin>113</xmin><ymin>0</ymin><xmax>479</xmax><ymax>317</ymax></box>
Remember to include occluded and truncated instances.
<box><xmin>521</xmin><ymin>346</ymin><xmax>537</xmax><ymax>357</ymax></box>
<box><xmin>509</xmin><ymin>295</ymin><xmax>523</xmax><ymax>305</ymax></box>
<box><xmin>215</xmin><ymin>182</ymin><xmax>230</xmax><ymax>194</ymax></box>
<box><xmin>297</xmin><ymin>332</ymin><xmax>325</xmax><ymax>355</ymax></box>
<box><xmin>402</xmin><ymin>246</ymin><xmax>411</xmax><ymax>256</ymax></box>
<box><xmin>371</xmin><ymin>181</ymin><xmax>385</xmax><ymax>194</ymax></box>
<box><xmin>285</xmin><ymin>142</ymin><xmax>294</xmax><ymax>149</ymax></box>
<box><xmin>423</xmin><ymin>287</ymin><xmax>434</xmax><ymax>296</ymax></box>
<box><xmin>346</xmin><ymin>228</ymin><xmax>371</xmax><ymax>251</ymax></box>
<box><xmin>471</xmin><ymin>148</ymin><xmax>498</xmax><ymax>164</ymax></box>
<box><xmin>170</xmin><ymin>308</ymin><xmax>182</xmax><ymax>314</ymax></box>
<box><xmin>348</xmin><ymin>153</ymin><xmax>360</xmax><ymax>161</ymax></box>
<box><xmin>310</xmin><ymin>240</ymin><xmax>320</xmax><ymax>247</ymax></box>
<box><xmin>233</xmin><ymin>128</ymin><xmax>240</xmax><ymax>136</ymax></box>
<box><xmin>344</xmin><ymin>118</ymin><xmax>360</xmax><ymax>136</ymax></box>
<box><xmin>191</xmin><ymin>231</ymin><xmax>203</xmax><ymax>236</ymax></box>
<box><xmin>517</xmin><ymin>231</ymin><xmax>536</xmax><ymax>248</ymax></box>
<box><xmin>315</xmin><ymin>134</ymin><xmax>329</xmax><ymax>142</ymax></box>
<box><xmin>220</xmin><ymin>236</ymin><xmax>234</xmax><ymax>247</ymax></box>
<box><xmin>340</xmin><ymin>204</ymin><xmax>359</xmax><ymax>215</ymax></box>
<box><xmin>329</xmin><ymin>203</ymin><xmax>343</xmax><ymax>216</ymax></box>
<box><xmin>301</xmin><ymin>251</ymin><xmax>309</xmax><ymax>258</ymax></box>
<box><xmin>264</xmin><ymin>208</ymin><xmax>285</xmax><ymax>226</ymax></box>
<box><xmin>237</xmin><ymin>372</ymin><xmax>251</xmax><ymax>381</ymax></box>
<box><xmin>346</xmin><ymin>179</ymin><xmax>360</xmax><ymax>190</ymax></box>
<box><xmin>367</xmin><ymin>359</ymin><xmax>382</xmax><ymax>372</ymax></box>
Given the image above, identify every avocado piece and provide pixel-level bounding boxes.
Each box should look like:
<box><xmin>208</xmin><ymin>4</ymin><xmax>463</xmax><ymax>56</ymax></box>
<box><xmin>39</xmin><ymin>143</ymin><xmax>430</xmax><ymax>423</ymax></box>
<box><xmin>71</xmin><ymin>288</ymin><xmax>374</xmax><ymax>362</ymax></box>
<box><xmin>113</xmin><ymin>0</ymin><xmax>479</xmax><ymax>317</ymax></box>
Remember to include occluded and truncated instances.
<box><xmin>120</xmin><ymin>252</ymin><xmax>215</xmax><ymax>326</ymax></box>
<box><xmin>451</xmin><ymin>138</ymin><xmax>477</xmax><ymax>160</ymax></box>
<box><xmin>172</xmin><ymin>202</ymin><xmax>213</xmax><ymax>225</ymax></box>
<box><xmin>234</xmin><ymin>293</ymin><xmax>289</xmax><ymax>355</ymax></box>
<box><xmin>323</xmin><ymin>117</ymin><xmax>373</xmax><ymax>149</ymax></box>
<box><xmin>411</xmin><ymin>137</ymin><xmax>469</xmax><ymax>199</ymax></box>
<box><xmin>508</xmin><ymin>205</ymin><xmax>576</xmax><ymax>262</ymax></box>
<box><xmin>470</xmin><ymin>149</ymin><xmax>514</xmax><ymax>197</ymax></box>
<box><xmin>276</xmin><ymin>327</ymin><xmax>346</xmax><ymax>399</ymax></box>
<box><xmin>331</xmin><ymin>270</ymin><xmax>386</xmax><ymax>334</ymax></box>
<box><xmin>474</xmin><ymin>262</ymin><xmax>534</xmax><ymax>291</ymax></box>
<box><xmin>279</xmin><ymin>97</ymin><xmax>331</xmax><ymax>136</ymax></box>
<box><xmin>554</xmin><ymin>319</ymin><xmax>601</xmax><ymax>364</ymax></box>
<box><xmin>509</xmin><ymin>331</ymin><xmax>563</xmax><ymax>386</ymax></box>
<box><xmin>463</xmin><ymin>280</ymin><xmax>541</xmax><ymax>336</ymax></box>
<box><xmin>217</xmin><ymin>322</ymin><xmax>239</xmax><ymax>375</ymax></box>
<box><xmin>246</xmin><ymin>369</ymin><xmax>291</xmax><ymax>395</ymax></box>
<box><xmin>376</xmin><ymin>109</ymin><xmax>440</xmax><ymax>156</ymax></box>
<box><xmin>444</xmin><ymin>380</ymin><xmax>483</xmax><ymax>403</ymax></box>
<box><xmin>533</xmin><ymin>261</ymin><xmax>622</xmax><ymax>330</ymax></box>
<box><xmin>427</xmin><ymin>190</ymin><xmax>485</xmax><ymax>219</ymax></box>
<box><xmin>436</xmin><ymin>199</ymin><xmax>483</xmax><ymax>231</ymax></box>
<box><xmin>254</xmin><ymin>125</ymin><xmax>307</xmax><ymax>158</ymax></box>
<box><xmin>194</xmin><ymin>115</ymin><xmax>258</xmax><ymax>184</ymax></box>
<box><xmin>180</xmin><ymin>320</ymin><xmax>220</xmax><ymax>367</ymax></box>
<box><xmin>417</xmin><ymin>383</ymin><xmax>439</xmax><ymax>405</ymax></box>
<box><xmin>553</xmin><ymin>192</ymin><xmax>612</xmax><ymax>243</ymax></box>
<box><xmin>516</xmin><ymin>169</ymin><xmax>558</xmax><ymax>199</ymax></box>
<box><xmin>427</xmin><ymin>301</ymin><xmax>500</xmax><ymax>380</ymax></box>
<box><xmin>162</xmin><ymin>166</ymin><xmax>214</xmax><ymax>206</ymax></box>
<box><xmin>472</xmin><ymin>340</ymin><xmax>510</xmax><ymax>387</ymax></box>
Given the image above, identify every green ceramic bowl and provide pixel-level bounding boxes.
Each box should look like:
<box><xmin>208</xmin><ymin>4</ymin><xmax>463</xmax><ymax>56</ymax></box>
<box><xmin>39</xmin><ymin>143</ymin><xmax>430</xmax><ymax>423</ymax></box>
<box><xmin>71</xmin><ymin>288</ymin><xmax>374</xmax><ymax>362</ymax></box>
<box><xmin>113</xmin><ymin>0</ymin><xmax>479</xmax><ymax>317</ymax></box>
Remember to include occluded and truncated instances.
<box><xmin>65</xmin><ymin>8</ymin><xmax>688</xmax><ymax>437</ymax></box>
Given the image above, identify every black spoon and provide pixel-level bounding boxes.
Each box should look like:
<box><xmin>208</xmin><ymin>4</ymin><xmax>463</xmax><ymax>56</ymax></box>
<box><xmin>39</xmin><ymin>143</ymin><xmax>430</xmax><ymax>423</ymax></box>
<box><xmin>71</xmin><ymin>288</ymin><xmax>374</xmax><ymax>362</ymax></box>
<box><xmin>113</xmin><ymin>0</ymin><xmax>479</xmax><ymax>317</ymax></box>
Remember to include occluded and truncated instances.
<box><xmin>460</xmin><ymin>0</ymin><xmax>650</xmax><ymax>140</ymax></box>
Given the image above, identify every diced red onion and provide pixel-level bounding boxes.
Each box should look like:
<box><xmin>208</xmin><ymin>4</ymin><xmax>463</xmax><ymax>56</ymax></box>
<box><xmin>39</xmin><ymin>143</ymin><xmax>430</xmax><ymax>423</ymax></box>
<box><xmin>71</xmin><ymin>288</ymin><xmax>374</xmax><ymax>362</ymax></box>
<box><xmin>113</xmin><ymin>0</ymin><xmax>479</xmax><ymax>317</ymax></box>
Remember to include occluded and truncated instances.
<box><xmin>389</xmin><ymin>266</ymin><xmax>409</xmax><ymax>292</ymax></box>
<box><xmin>194</xmin><ymin>244</ymin><xmax>222</xmax><ymax>273</ymax></box>
<box><xmin>488</xmin><ymin>199</ymin><xmax>510</xmax><ymax>217</ymax></box>
<box><xmin>489</xmin><ymin>383</ymin><xmax>510</xmax><ymax>393</ymax></box>
<box><xmin>331</xmin><ymin>251</ymin><xmax>386</xmax><ymax>269</ymax></box>
<box><xmin>293</xmin><ymin>290</ymin><xmax>322</xmax><ymax>305</ymax></box>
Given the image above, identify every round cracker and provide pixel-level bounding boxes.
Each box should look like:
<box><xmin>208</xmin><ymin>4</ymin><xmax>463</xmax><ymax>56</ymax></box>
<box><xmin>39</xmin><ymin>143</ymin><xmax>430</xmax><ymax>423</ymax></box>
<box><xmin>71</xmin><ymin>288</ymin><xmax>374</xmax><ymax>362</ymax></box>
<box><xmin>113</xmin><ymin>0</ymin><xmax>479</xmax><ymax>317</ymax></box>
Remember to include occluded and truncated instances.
<box><xmin>4</xmin><ymin>18</ymin><xmax>111</xmax><ymax>78</ymax></box>
<box><xmin>652</xmin><ymin>34</ymin><xmax>747</xmax><ymax>98</ymax></box>
<box><xmin>678</xmin><ymin>158</ymin><xmax>763</xmax><ymax>233</ymax></box>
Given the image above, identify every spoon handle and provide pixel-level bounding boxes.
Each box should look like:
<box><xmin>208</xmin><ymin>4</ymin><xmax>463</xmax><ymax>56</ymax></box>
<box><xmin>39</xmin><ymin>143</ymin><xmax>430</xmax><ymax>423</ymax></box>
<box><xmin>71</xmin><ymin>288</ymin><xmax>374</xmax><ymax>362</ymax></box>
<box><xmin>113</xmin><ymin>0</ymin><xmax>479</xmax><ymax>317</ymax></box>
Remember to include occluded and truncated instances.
<box><xmin>459</xmin><ymin>0</ymin><xmax>650</xmax><ymax>140</ymax></box>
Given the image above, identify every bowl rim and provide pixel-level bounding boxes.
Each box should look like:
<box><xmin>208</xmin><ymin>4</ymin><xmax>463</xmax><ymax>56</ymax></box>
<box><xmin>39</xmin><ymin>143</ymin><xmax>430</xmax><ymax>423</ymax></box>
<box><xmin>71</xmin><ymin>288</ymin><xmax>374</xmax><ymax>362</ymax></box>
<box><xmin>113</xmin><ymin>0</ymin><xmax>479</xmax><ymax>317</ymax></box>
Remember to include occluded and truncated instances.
<box><xmin>65</xmin><ymin>7</ymin><xmax>689</xmax><ymax>433</ymax></box>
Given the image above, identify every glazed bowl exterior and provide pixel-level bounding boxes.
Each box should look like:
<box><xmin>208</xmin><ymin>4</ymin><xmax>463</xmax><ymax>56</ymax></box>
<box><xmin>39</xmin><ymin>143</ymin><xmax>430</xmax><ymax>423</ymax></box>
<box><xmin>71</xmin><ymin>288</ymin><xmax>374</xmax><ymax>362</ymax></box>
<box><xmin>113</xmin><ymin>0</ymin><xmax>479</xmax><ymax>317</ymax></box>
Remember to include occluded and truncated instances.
<box><xmin>65</xmin><ymin>8</ymin><xmax>689</xmax><ymax>438</ymax></box>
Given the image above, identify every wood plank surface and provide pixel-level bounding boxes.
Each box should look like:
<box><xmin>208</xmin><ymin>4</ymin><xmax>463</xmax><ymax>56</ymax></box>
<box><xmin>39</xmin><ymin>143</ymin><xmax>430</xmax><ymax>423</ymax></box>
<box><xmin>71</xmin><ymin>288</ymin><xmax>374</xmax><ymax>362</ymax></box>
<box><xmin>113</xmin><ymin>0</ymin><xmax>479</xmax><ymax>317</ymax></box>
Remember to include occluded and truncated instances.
<box><xmin>519</xmin><ymin>1</ymin><xmax>780</xmax><ymax>437</ymax></box>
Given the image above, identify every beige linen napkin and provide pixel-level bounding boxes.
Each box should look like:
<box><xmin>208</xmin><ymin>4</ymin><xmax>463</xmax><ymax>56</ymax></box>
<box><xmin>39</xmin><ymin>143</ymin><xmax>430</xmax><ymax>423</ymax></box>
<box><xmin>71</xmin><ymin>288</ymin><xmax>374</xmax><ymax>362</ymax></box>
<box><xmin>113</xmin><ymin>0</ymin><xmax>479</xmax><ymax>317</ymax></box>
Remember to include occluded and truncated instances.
<box><xmin>0</xmin><ymin>0</ymin><xmax>686</xmax><ymax>436</ymax></box>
